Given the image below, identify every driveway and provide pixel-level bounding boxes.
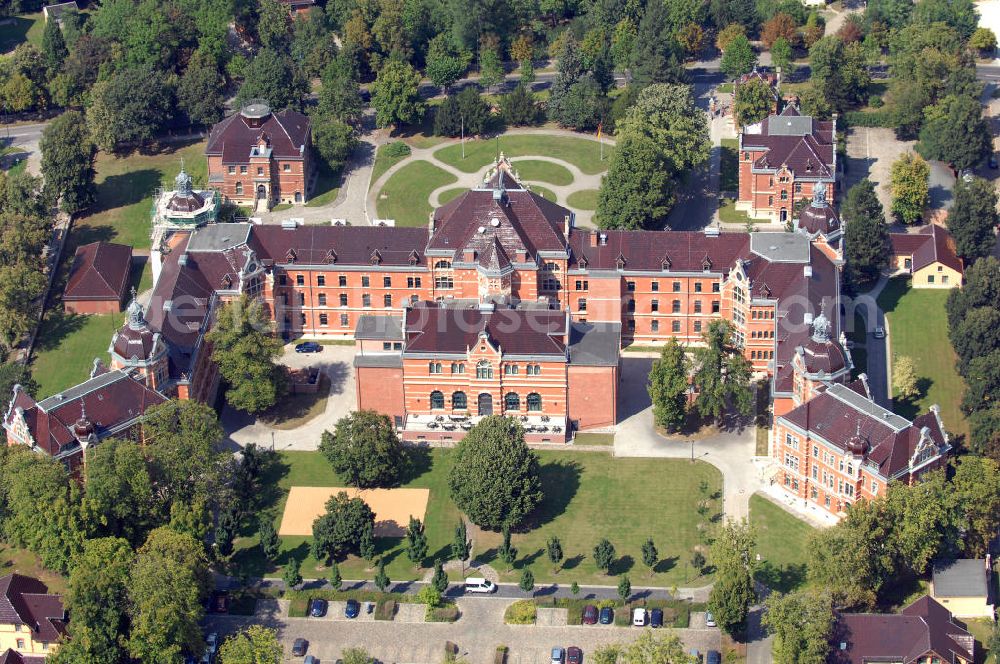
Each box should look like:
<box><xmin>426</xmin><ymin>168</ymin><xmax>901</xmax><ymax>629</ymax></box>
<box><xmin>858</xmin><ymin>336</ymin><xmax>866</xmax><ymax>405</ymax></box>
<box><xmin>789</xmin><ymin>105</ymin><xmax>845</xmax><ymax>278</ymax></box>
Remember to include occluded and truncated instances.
<box><xmin>613</xmin><ymin>354</ymin><xmax>763</xmax><ymax>522</ymax></box>
<box><xmin>844</xmin><ymin>127</ymin><xmax>955</xmax><ymax>219</ymax></box>
<box><xmin>207</xmin><ymin>597</ymin><xmax>722</xmax><ymax>664</ymax></box>
<box><xmin>221</xmin><ymin>342</ymin><xmax>356</xmax><ymax>451</ymax></box>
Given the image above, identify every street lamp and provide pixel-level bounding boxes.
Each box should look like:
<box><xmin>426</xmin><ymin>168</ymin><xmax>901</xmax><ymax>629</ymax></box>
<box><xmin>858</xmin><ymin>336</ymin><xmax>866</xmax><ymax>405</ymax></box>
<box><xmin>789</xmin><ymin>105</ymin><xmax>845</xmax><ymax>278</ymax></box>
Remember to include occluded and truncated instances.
<box><xmin>690</xmin><ymin>440</ymin><xmax>695</xmax><ymax>462</ymax></box>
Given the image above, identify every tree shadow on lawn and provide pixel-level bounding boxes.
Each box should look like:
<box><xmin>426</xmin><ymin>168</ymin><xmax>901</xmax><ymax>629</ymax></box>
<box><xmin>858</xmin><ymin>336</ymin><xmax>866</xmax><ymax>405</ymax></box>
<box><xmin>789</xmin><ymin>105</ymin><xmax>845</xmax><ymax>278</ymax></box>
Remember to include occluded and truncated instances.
<box><xmin>91</xmin><ymin>169</ymin><xmax>162</xmax><ymax>214</ymax></box>
<box><xmin>561</xmin><ymin>554</ymin><xmax>585</xmax><ymax>571</ymax></box>
<box><xmin>399</xmin><ymin>446</ymin><xmax>434</xmax><ymax>485</ymax></box>
<box><xmin>521</xmin><ymin>458</ymin><xmax>582</xmax><ymax>530</ymax></box>
<box><xmin>654</xmin><ymin>556</ymin><xmax>677</xmax><ymax>574</ymax></box>
<box><xmin>612</xmin><ymin>555</ymin><xmax>634</xmax><ymax>576</ymax></box>
<box><xmin>32</xmin><ymin>309</ymin><xmax>87</xmax><ymax>353</ymax></box>
<box><xmin>892</xmin><ymin>377</ymin><xmax>934</xmax><ymax>421</ymax></box>
<box><xmin>754</xmin><ymin>561</ymin><xmax>807</xmax><ymax>594</ymax></box>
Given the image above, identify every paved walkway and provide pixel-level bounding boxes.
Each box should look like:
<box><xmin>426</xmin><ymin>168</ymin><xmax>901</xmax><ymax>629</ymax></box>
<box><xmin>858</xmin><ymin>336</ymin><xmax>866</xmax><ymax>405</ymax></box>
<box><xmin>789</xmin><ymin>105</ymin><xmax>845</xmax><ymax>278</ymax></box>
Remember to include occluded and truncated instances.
<box><xmin>613</xmin><ymin>354</ymin><xmax>764</xmax><ymax>522</ymax></box>
<box><xmin>366</xmin><ymin>127</ymin><xmax>614</xmax><ymax>229</ymax></box>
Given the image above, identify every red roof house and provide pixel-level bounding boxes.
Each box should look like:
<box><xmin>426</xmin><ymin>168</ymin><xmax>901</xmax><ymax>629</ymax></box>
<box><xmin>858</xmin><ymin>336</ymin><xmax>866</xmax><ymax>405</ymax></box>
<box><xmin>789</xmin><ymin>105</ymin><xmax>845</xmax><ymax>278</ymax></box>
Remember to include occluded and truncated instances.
<box><xmin>63</xmin><ymin>241</ymin><xmax>132</xmax><ymax>314</ymax></box>
<box><xmin>0</xmin><ymin>574</ymin><xmax>66</xmax><ymax>658</ymax></box>
<box><xmin>889</xmin><ymin>224</ymin><xmax>964</xmax><ymax>288</ymax></box>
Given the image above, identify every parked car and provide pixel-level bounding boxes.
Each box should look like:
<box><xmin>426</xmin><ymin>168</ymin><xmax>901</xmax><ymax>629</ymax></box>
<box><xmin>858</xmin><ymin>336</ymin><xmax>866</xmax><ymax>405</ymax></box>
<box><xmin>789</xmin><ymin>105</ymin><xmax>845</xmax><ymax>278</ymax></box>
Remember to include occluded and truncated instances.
<box><xmin>632</xmin><ymin>607</ymin><xmax>647</xmax><ymax>626</ymax></box>
<box><xmin>292</xmin><ymin>638</ymin><xmax>309</xmax><ymax>656</ymax></box>
<box><xmin>464</xmin><ymin>577</ymin><xmax>497</xmax><ymax>593</ymax></box>
<box><xmin>705</xmin><ymin>610</ymin><xmax>717</xmax><ymax>627</ymax></box>
<box><xmin>650</xmin><ymin>607</ymin><xmax>663</xmax><ymax>627</ymax></box>
<box><xmin>551</xmin><ymin>647</ymin><xmax>565</xmax><ymax>663</ymax></box>
<box><xmin>567</xmin><ymin>646</ymin><xmax>583</xmax><ymax>664</ymax></box>
<box><xmin>309</xmin><ymin>598</ymin><xmax>328</xmax><ymax>617</ymax></box>
<box><xmin>990</xmin><ymin>154</ymin><xmax>998</xmax><ymax>169</ymax></box>
<box><xmin>205</xmin><ymin>633</ymin><xmax>218</xmax><ymax>654</ymax></box>
<box><xmin>304</xmin><ymin>657</ymin><xmax>318</xmax><ymax>664</ymax></box>
<box><xmin>295</xmin><ymin>341</ymin><xmax>322</xmax><ymax>353</ymax></box>
<box><xmin>706</xmin><ymin>651</ymin><xmax>722</xmax><ymax>664</ymax></box>
<box><xmin>599</xmin><ymin>606</ymin><xmax>614</xmax><ymax>624</ymax></box>
<box><xmin>874</xmin><ymin>326</ymin><xmax>886</xmax><ymax>339</ymax></box>
<box><xmin>582</xmin><ymin>605</ymin><xmax>598</xmax><ymax>625</ymax></box>
<box><xmin>345</xmin><ymin>599</ymin><xmax>361</xmax><ymax>618</ymax></box>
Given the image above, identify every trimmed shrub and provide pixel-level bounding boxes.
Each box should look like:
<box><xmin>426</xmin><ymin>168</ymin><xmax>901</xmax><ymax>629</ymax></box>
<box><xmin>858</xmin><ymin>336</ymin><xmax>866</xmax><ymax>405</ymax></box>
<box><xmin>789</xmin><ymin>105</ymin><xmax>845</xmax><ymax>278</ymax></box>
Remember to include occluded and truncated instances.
<box><xmin>503</xmin><ymin>599</ymin><xmax>537</xmax><ymax>624</ymax></box>
<box><xmin>428</xmin><ymin>603</ymin><xmax>460</xmax><ymax>622</ymax></box>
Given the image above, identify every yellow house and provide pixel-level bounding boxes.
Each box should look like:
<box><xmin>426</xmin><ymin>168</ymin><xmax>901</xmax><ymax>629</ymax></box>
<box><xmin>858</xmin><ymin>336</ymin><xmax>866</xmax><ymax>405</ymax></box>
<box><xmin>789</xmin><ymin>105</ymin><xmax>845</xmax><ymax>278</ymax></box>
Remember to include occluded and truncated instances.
<box><xmin>0</xmin><ymin>575</ymin><xmax>65</xmax><ymax>659</ymax></box>
<box><xmin>0</xmin><ymin>648</ymin><xmax>48</xmax><ymax>663</ymax></box>
<box><xmin>931</xmin><ymin>558</ymin><xmax>995</xmax><ymax>620</ymax></box>
<box><xmin>889</xmin><ymin>224</ymin><xmax>964</xmax><ymax>289</ymax></box>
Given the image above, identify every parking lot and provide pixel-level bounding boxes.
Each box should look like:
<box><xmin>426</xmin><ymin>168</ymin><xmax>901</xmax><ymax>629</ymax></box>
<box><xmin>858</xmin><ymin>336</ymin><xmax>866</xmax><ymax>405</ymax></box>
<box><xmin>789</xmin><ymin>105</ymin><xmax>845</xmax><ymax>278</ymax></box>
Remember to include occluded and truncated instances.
<box><xmin>207</xmin><ymin>598</ymin><xmax>723</xmax><ymax>663</ymax></box>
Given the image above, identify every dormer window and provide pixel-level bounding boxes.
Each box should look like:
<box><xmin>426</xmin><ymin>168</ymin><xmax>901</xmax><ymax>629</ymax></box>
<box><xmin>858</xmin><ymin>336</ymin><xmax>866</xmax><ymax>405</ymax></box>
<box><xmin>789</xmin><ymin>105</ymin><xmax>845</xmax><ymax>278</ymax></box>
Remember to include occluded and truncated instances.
<box><xmin>661</xmin><ymin>256</ymin><xmax>671</xmax><ymax>271</ymax></box>
<box><xmin>702</xmin><ymin>256</ymin><xmax>712</xmax><ymax>271</ymax></box>
<box><xmin>325</xmin><ymin>249</ymin><xmax>337</xmax><ymax>264</ymax></box>
<box><xmin>408</xmin><ymin>250</ymin><xmax>420</xmax><ymax>266</ymax></box>
<box><xmin>370</xmin><ymin>250</ymin><xmax>382</xmax><ymax>265</ymax></box>
<box><xmin>285</xmin><ymin>249</ymin><xmax>297</xmax><ymax>263</ymax></box>
<box><xmin>616</xmin><ymin>253</ymin><xmax>626</xmax><ymax>270</ymax></box>
<box><xmin>577</xmin><ymin>256</ymin><xmax>588</xmax><ymax>269</ymax></box>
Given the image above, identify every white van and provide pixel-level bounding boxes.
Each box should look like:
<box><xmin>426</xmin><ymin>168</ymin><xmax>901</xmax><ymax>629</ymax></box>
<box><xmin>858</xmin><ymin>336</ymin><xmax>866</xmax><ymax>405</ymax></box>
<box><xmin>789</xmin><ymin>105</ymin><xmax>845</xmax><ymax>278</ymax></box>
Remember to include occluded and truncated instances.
<box><xmin>464</xmin><ymin>577</ymin><xmax>497</xmax><ymax>594</ymax></box>
<box><xmin>632</xmin><ymin>607</ymin><xmax>647</xmax><ymax>626</ymax></box>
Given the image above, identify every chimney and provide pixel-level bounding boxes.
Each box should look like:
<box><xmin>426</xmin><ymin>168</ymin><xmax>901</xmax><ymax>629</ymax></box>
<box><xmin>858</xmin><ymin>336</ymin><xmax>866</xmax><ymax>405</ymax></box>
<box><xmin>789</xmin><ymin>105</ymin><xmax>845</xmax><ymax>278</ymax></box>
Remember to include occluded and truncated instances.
<box><xmin>804</xmin><ymin>265</ymin><xmax>812</xmax><ymax>278</ymax></box>
<box><xmin>589</xmin><ymin>232</ymin><xmax>598</xmax><ymax>248</ymax></box>
<box><xmin>464</xmin><ymin>248</ymin><xmax>476</xmax><ymax>263</ymax></box>
<box><xmin>564</xmin><ymin>214</ymin><xmax>571</xmax><ymax>237</ymax></box>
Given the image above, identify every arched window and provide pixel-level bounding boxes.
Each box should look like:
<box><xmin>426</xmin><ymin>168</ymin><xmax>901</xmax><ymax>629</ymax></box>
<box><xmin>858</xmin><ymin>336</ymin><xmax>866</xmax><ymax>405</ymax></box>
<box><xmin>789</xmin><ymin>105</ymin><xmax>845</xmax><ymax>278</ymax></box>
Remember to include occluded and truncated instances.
<box><xmin>235</xmin><ymin>181</ymin><xmax>243</xmax><ymax>195</ymax></box>
<box><xmin>505</xmin><ymin>392</ymin><xmax>520</xmax><ymax>411</ymax></box>
<box><xmin>476</xmin><ymin>360</ymin><xmax>493</xmax><ymax>379</ymax></box>
<box><xmin>428</xmin><ymin>362</ymin><xmax>442</xmax><ymax>374</ymax></box>
<box><xmin>527</xmin><ymin>393</ymin><xmax>542</xmax><ymax>412</ymax></box>
<box><xmin>451</xmin><ymin>362</ymin><xmax>464</xmax><ymax>374</ymax></box>
<box><xmin>294</xmin><ymin>191</ymin><xmax>302</xmax><ymax>203</ymax></box>
<box><xmin>452</xmin><ymin>391</ymin><xmax>467</xmax><ymax>410</ymax></box>
<box><xmin>435</xmin><ymin>260</ymin><xmax>452</xmax><ymax>269</ymax></box>
<box><xmin>430</xmin><ymin>391</ymin><xmax>444</xmax><ymax>409</ymax></box>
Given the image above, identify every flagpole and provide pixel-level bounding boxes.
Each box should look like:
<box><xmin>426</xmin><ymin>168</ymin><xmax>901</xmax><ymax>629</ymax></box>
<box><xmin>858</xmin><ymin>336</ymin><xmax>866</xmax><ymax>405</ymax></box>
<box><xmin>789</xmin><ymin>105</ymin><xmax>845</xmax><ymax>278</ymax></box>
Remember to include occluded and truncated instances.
<box><xmin>598</xmin><ymin>123</ymin><xmax>603</xmax><ymax>161</ymax></box>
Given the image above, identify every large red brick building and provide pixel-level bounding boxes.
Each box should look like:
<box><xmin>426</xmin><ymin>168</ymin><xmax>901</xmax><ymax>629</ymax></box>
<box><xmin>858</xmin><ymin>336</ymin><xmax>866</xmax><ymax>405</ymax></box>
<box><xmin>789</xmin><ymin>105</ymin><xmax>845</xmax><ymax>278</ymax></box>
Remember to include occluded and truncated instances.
<box><xmin>738</xmin><ymin>106</ymin><xmax>836</xmax><ymax>223</ymax></box>
<box><xmin>206</xmin><ymin>103</ymin><xmax>312</xmax><ymax>211</ymax></box>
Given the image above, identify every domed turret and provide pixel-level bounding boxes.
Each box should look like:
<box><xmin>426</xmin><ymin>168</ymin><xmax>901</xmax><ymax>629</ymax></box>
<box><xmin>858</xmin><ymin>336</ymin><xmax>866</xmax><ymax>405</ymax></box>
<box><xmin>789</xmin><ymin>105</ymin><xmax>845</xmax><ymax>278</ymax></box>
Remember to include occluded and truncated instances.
<box><xmin>73</xmin><ymin>403</ymin><xmax>95</xmax><ymax>439</ymax></box>
<box><xmin>796</xmin><ymin>182</ymin><xmax>840</xmax><ymax>238</ymax></box>
<box><xmin>166</xmin><ymin>166</ymin><xmax>206</xmax><ymax>213</ymax></box>
<box><xmin>847</xmin><ymin>422</ymin><xmax>869</xmax><ymax>457</ymax></box>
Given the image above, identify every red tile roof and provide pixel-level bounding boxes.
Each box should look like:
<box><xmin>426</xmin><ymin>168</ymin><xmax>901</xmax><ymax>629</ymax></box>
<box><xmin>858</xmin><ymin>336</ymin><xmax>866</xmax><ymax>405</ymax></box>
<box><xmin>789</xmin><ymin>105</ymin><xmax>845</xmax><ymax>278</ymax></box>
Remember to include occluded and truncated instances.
<box><xmin>63</xmin><ymin>241</ymin><xmax>132</xmax><ymax>302</ymax></box>
<box><xmin>403</xmin><ymin>304</ymin><xmax>567</xmax><ymax>358</ymax></box>
<box><xmin>567</xmin><ymin>230</ymin><xmax>750</xmax><ymax>272</ymax></box>
<box><xmin>741</xmin><ymin>107</ymin><xmax>835</xmax><ymax>179</ymax></box>
<box><xmin>832</xmin><ymin>596</ymin><xmax>974</xmax><ymax>664</ymax></box>
<box><xmin>0</xmin><ymin>650</ymin><xmax>46</xmax><ymax>664</ymax></box>
<box><xmin>890</xmin><ymin>225</ymin><xmax>964</xmax><ymax>274</ymax></box>
<box><xmin>0</xmin><ymin>574</ymin><xmax>66</xmax><ymax>644</ymax></box>
<box><xmin>250</xmin><ymin>225</ymin><xmax>429</xmax><ymax>268</ymax></box>
<box><xmin>206</xmin><ymin>109</ymin><xmax>311</xmax><ymax>162</ymax></box>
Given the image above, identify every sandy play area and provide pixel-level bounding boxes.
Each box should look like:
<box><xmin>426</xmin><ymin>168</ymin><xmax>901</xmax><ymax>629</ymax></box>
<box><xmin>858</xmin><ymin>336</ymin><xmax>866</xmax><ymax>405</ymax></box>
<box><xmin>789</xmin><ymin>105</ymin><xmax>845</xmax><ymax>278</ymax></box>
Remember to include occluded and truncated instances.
<box><xmin>279</xmin><ymin>487</ymin><xmax>431</xmax><ymax>537</ymax></box>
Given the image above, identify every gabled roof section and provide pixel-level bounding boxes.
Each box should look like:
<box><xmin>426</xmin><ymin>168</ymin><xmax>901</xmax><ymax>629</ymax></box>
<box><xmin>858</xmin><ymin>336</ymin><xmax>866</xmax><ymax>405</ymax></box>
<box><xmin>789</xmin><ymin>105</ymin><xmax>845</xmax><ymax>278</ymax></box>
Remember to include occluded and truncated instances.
<box><xmin>567</xmin><ymin>230</ymin><xmax>750</xmax><ymax>273</ymax></box>
<box><xmin>403</xmin><ymin>304</ymin><xmax>567</xmax><ymax>358</ymax></box>
<box><xmin>63</xmin><ymin>241</ymin><xmax>132</xmax><ymax>301</ymax></box>
<box><xmin>0</xmin><ymin>574</ymin><xmax>66</xmax><ymax>644</ymax></box>
<box><xmin>890</xmin><ymin>225</ymin><xmax>964</xmax><ymax>274</ymax></box>
<box><xmin>740</xmin><ymin>108</ymin><xmax>835</xmax><ymax>178</ymax></box>
<box><xmin>250</xmin><ymin>225</ymin><xmax>429</xmax><ymax>267</ymax></box>
<box><xmin>205</xmin><ymin>108</ymin><xmax>311</xmax><ymax>162</ymax></box>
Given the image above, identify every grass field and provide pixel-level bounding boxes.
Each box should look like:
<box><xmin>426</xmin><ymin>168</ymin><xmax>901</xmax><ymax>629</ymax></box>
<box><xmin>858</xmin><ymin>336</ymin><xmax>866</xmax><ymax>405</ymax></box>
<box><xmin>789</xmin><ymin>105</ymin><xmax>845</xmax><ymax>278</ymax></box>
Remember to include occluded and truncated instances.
<box><xmin>233</xmin><ymin>450</ymin><xmax>722</xmax><ymax>587</ymax></box>
<box><xmin>720</xmin><ymin>138</ymin><xmax>738</xmax><ymax>193</ymax></box>
<box><xmin>749</xmin><ymin>494</ymin><xmax>814</xmax><ymax>593</ymax></box>
<box><xmin>0</xmin><ymin>13</ymin><xmax>43</xmax><ymax>52</ymax></box>
<box><xmin>375</xmin><ymin>160</ymin><xmax>457</xmax><ymax>227</ymax></box>
<box><xmin>510</xmin><ymin>159</ymin><xmax>573</xmax><ymax>185</ymax></box>
<box><xmin>437</xmin><ymin>187</ymin><xmax>467</xmax><ymax>205</ymax></box>
<box><xmin>435</xmin><ymin>135</ymin><xmax>613</xmax><ymax>175</ymax></box>
<box><xmin>718</xmin><ymin>198</ymin><xmax>751</xmax><ymax>225</ymax></box>
<box><xmin>878</xmin><ymin>277</ymin><xmax>968</xmax><ymax>438</ymax></box>
<box><xmin>0</xmin><ymin>543</ymin><xmax>66</xmax><ymax>594</ymax></box>
<box><xmin>31</xmin><ymin>311</ymin><xmax>125</xmax><ymax>398</ymax></box>
<box><xmin>566</xmin><ymin>189</ymin><xmax>599</xmax><ymax>210</ymax></box>
<box><xmin>74</xmin><ymin>140</ymin><xmax>207</xmax><ymax>250</ymax></box>
<box><xmin>573</xmin><ymin>432</ymin><xmax>613</xmax><ymax>446</ymax></box>
<box><xmin>369</xmin><ymin>142</ymin><xmax>411</xmax><ymax>189</ymax></box>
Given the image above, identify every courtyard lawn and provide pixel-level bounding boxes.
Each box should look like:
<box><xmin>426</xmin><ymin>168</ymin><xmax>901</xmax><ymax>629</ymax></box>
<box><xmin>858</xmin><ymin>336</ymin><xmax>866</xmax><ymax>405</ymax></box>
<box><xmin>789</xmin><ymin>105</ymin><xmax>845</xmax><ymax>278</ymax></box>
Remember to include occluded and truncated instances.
<box><xmin>31</xmin><ymin>311</ymin><xmax>125</xmax><ymax>398</ymax></box>
<box><xmin>0</xmin><ymin>13</ymin><xmax>43</xmax><ymax>52</ymax></box>
<box><xmin>369</xmin><ymin>142</ymin><xmax>411</xmax><ymax>190</ymax></box>
<box><xmin>435</xmin><ymin>134</ymin><xmax>613</xmax><ymax>175</ymax></box>
<box><xmin>718</xmin><ymin>198</ymin><xmax>751</xmax><ymax>225</ymax></box>
<box><xmin>0</xmin><ymin>543</ymin><xmax>66</xmax><ymax>594</ymax></box>
<box><xmin>375</xmin><ymin>160</ymin><xmax>457</xmax><ymax>227</ymax></box>
<box><xmin>509</xmin><ymin>159</ymin><xmax>574</xmax><ymax>186</ymax></box>
<box><xmin>73</xmin><ymin>140</ymin><xmax>207</xmax><ymax>250</ymax></box>
<box><xmin>566</xmin><ymin>189</ymin><xmax>599</xmax><ymax>210</ymax></box>
<box><xmin>749</xmin><ymin>493</ymin><xmax>813</xmax><ymax>593</ymax></box>
<box><xmin>877</xmin><ymin>276</ymin><xmax>968</xmax><ymax>438</ymax></box>
<box><xmin>233</xmin><ymin>449</ymin><xmax>722</xmax><ymax>587</ymax></box>
<box><xmin>475</xmin><ymin>452</ymin><xmax>722</xmax><ymax>587</ymax></box>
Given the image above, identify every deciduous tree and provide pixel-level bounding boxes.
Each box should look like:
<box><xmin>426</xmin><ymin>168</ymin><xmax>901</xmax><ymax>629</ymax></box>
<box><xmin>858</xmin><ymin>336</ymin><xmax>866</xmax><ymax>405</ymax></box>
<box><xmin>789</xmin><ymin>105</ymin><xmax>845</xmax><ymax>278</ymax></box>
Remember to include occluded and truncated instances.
<box><xmin>478</xmin><ymin>48</ymin><xmax>504</xmax><ymax>92</ymax></box>
<box><xmin>761</xmin><ymin>13</ymin><xmax>797</xmax><ymax>49</ymax></box>
<box><xmin>40</xmin><ymin>110</ymin><xmax>95</xmax><ymax>215</ymax></box>
<box><xmin>593</xmin><ymin>538</ymin><xmax>616</xmax><ymax>574</ymax></box>
<box><xmin>721</xmin><ymin>34</ymin><xmax>757</xmax><ymax>79</ymax></box>
<box><xmin>177</xmin><ymin>49</ymin><xmax>226</xmax><ymax>127</ymax></box>
<box><xmin>143</xmin><ymin>399</ymin><xmax>223</xmax><ymax>505</ymax></box>
<box><xmin>87</xmin><ymin>64</ymin><xmax>172</xmax><ymax>152</ymax></box>
<box><xmin>648</xmin><ymin>338</ymin><xmax>689</xmax><ymax>431</ymax></box>
<box><xmin>918</xmin><ymin>94</ymin><xmax>991</xmax><ymax>170</ymax></box>
<box><xmin>770</xmin><ymin>37</ymin><xmax>793</xmax><ymax>75</ymax></box>
<box><xmin>892</xmin><ymin>355</ymin><xmax>919</xmax><ymax>400</ymax></box>
<box><xmin>708</xmin><ymin>519</ymin><xmax>757</xmax><ymax>635</ymax></box>
<box><xmin>83</xmin><ymin>438</ymin><xmax>157</xmax><ymax>546</ymax></box>
<box><xmin>970</xmin><ymin>27</ymin><xmax>997</xmax><ymax>54</ymax></box>
<box><xmin>235</xmin><ymin>49</ymin><xmax>306</xmax><ymax>112</ymax></box>
<box><xmin>311</xmin><ymin>491</ymin><xmax>376</xmax><ymax>562</ymax></box>
<box><xmin>948</xmin><ymin>176</ymin><xmax>999</xmax><ymax>264</ymax></box>
<box><xmin>320</xmin><ymin>410</ymin><xmax>406</xmax><ymax>488</ymax></box>
<box><xmin>217</xmin><ymin>625</ymin><xmax>283</xmax><ymax>664</ymax></box>
<box><xmin>312</xmin><ymin>119</ymin><xmax>357</xmax><ymax>174</ymax></box>
<box><xmin>317</xmin><ymin>57</ymin><xmax>364</xmax><ymax>127</ymax></box>
<box><xmin>448</xmin><ymin>415</ymin><xmax>543</xmax><ymax>530</ymax></box>
<box><xmin>889</xmin><ymin>152</ymin><xmax>930</xmax><ymax>225</ymax></box>
<box><xmin>371</xmin><ymin>59</ymin><xmax>425</xmax><ymax>128</ymax></box>
<box><xmin>734</xmin><ymin>77</ymin><xmax>776</xmax><ymax>128</ymax></box>
<box><xmin>692</xmin><ymin>320</ymin><xmax>754</xmax><ymax>421</ymax></box>
<box><xmin>425</xmin><ymin>34</ymin><xmax>470</xmax><ymax>92</ymax></box>
<box><xmin>763</xmin><ymin>588</ymin><xmax>834</xmax><ymax>664</ymax></box>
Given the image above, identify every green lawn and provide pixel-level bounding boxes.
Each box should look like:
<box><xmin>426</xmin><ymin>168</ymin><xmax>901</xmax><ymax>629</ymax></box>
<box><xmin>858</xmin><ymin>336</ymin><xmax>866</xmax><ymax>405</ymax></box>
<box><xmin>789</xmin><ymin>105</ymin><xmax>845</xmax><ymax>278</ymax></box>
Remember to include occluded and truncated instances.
<box><xmin>0</xmin><ymin>12</ymin><xmax>43</xmax><ymax>52</ymax></box>
<box><xmin>375</xmin><ymin>160</ymin><xmax>457</xmax><ymax>227</ymax></box>
<box><xmin>749</xmin><ymin>494</ymin><xmax>814</xmax><ymax>593</ymax></box>
<box><xmin>435</xmin><ymin>134</ymin><xmax>613</xmax><ymax>175</ymax></box>
<box><xmin>718</xmin><ymin>198</ymin><xmax>750</xmax><ymax>225</ymax></box>
<box><xmin>877</xmin><ymin>277</ymin><xmax>968</xmax><ymax>438</ymax></box>
<box><xmin>369</xmin><ymin>142</ymin><xmax>411</xmax><ymax>190</ymax></box>
<box><xmin>74</xmin><ymin>140</ymin><xmax>207</xmax><ymax>250</ymax></box>
<box><xmin>720</xmin><ymin>138</ymin><xmax>739</xmax><ymax>193</ymax></box>
<box><xmin>510</xmin><ymin>159</ymin><xmax>574</xmax><ymax>186</ymax></box>
<box><xmin>233</xmin><ymin>450</ymin><xmax>722</xmax><ymax>587</ymax></box>
<box><xmin>305</xmin><ymin>165</ymin><xmax>341</xmax><ymax>208</ymax></box>
<box><xmin>529</xmin><ymin>184</ymin><xmax>556</xmax><ymax>202</ymax></box>
<box><xmin>31</xmin><ymin>311</ymin><xmax>125</xmax><ymax>398</ymax></box>
<box><xmin>566</xmin><ymin>189</ymin><xmax>600</xmax><ymax>210</ymax></box>
<box><xmin>573</xmin><ymin>432</ymin><xmax>613</xmax><ymax>446</ymax></box>
<box><xmin>437</xmin><ymin>187</ymin><xmax>467</xmax><ymax>205</ymax></box>
<box><xmin>0</xmin><ymin>543</ymin><xmax>66</xmax><ymax>594</ymax></box>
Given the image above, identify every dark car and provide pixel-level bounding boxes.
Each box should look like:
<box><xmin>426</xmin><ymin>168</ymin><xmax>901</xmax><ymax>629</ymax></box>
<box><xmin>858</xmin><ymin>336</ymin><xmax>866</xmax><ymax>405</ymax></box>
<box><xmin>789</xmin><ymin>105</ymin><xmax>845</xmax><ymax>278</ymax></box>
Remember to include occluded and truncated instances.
<box><xmin>598</xmin><ymin>606</ymin><xmax>613</xmax><ymax>624</ymax></box>
<box><xmin>650</xmin><ymin>607</ymin><xmax>663</xmax><ymax>627</ymax></box>
<box><xmin>345</xmin><ymin>598</ymin><xmax>361</xmax><ymax>618</ymax></box>
<box><xmin>582</xmin><ymin>605</ymin><xmax>598</xmax><ymax>625</ymax></box>
<box><xmin>295</xmin><ymin>341</ymin><xmax>322</xmax><ymax>353</ymax></box>
<box><xmin>706</xmin><ymin>651</ymin><xmax>721</xmax><ymax>664</ymax></box>
<box><xmin>309</xmin><ymin>598</ymin><xmax>328</xmax><ymax>617</ymax></box>
<box><xmin>567</xmin><ymin>646</ymin><xmax>583</xmax><ymax>664</ymax></box>
<box><xmin>292</xmin><ymin>638</ymin><xmax>308</xmax><ymax>657</ymax></box>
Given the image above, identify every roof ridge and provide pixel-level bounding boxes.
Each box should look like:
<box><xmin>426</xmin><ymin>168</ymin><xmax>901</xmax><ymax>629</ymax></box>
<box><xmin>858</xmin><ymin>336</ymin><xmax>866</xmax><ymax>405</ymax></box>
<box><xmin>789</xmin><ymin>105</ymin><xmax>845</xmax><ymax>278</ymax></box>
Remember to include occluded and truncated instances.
<box><xmin>273</xmin><ymin>109</ymin><xmax>296</xmax><ymax>148</ymax></box>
